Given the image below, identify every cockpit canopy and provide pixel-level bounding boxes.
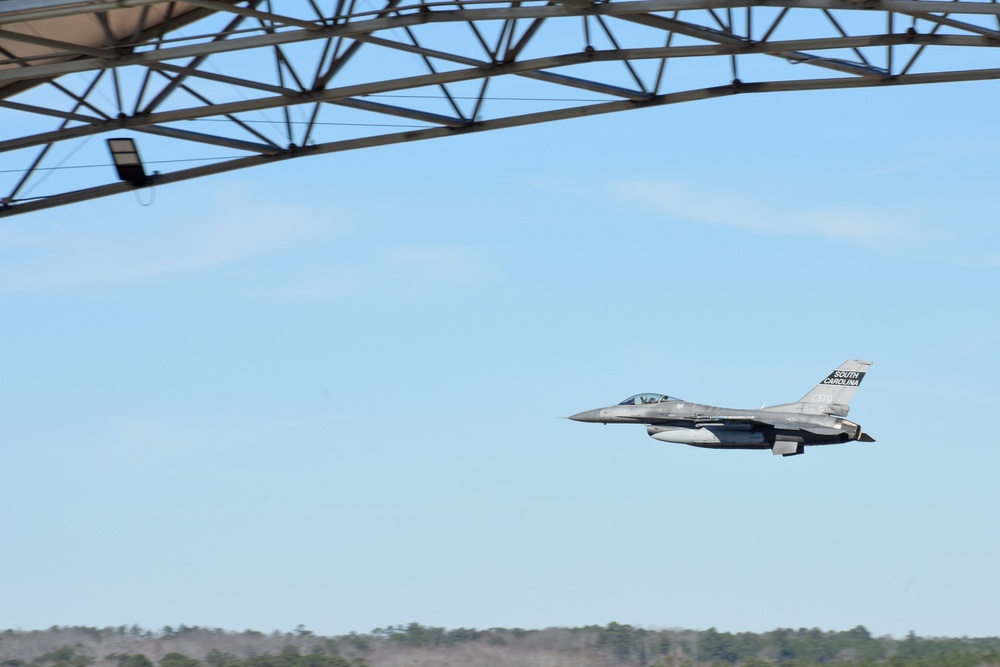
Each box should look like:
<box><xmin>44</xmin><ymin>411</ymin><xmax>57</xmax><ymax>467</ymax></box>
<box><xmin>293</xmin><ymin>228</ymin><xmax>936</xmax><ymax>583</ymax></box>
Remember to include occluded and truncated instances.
<box><xmin>618</xmin><ymin>393</ymin><xmax>680</xmax><ymax>405</ymax></box>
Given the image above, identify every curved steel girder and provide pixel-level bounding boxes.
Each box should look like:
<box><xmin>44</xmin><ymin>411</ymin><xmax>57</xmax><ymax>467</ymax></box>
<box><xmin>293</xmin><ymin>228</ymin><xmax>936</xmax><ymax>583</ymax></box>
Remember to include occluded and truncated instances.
<box><xmin>3</xmin><ymin>0</ymin><xmax>1000</xmax><ymax>84</ymax></box>
<box><xmin>3</xmin><ymin>0</ymin><xmax>1000</xmax><ymax>217</ymax></box>
<box><xmin>6</xmin><ymin>66</ymin><xmax>1000</xmax><ymax>218</ymax></box>
<box><xmin>2</xmin><ymin>31</ymin><xmax>998</xmax><ymax>155</ymax></box>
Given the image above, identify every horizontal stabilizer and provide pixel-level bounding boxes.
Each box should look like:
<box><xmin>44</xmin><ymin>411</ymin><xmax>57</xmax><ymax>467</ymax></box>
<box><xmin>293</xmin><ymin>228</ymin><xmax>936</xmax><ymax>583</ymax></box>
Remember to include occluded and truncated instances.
<box><xmin>859</xmin><ymin>432</ymin><xmax>876</xmax><ymax>442</ymax></box>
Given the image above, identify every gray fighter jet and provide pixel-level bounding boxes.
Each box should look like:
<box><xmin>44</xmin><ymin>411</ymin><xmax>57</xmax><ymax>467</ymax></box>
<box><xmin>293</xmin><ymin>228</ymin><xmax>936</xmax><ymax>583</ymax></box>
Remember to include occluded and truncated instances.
<box><xmin>569</xmin><ymin>360</ymin><xmax>874</xmax><ymax>457</ymax></box>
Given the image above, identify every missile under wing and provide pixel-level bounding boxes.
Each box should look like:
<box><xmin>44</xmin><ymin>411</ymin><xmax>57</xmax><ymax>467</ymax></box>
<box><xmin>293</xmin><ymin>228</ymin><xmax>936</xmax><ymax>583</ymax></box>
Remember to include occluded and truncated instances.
<box><xmin>568</xmin><ymin>360</ymin><xmax>874</xmax><ymax>457</ymax></box>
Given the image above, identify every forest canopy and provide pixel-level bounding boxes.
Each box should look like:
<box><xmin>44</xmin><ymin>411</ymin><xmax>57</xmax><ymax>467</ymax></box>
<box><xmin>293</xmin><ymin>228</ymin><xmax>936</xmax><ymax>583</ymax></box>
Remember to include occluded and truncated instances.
<box><xmin>2</xmin><ymin>624</ymin><xmax>999</xmax><ymax>667</ymax></box>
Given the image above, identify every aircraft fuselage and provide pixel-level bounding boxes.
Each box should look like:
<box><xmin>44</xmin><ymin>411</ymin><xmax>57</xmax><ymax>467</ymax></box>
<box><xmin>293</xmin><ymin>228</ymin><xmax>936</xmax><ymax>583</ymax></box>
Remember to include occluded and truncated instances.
<box><xmin>570</xmin><ymin>401</ymin><xmax>863</xmax><ymax>449</ymax></box>
<box><xmin>568</xmin><ymin>361</ymin><xmax>874</xmax><ymax>457</ymax></box>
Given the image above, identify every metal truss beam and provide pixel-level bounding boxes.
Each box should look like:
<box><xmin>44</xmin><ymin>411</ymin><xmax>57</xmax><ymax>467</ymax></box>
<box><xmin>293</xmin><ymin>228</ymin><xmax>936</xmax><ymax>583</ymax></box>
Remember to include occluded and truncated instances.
<box><xmin>3</xmin><ymin>0</ymin><xmax>1000</xmax><ymax>216</ymax></box>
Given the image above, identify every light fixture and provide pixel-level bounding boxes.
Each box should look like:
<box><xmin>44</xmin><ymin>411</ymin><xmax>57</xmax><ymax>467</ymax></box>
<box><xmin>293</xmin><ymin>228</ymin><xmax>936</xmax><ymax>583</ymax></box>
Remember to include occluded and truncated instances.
<box><xmin>106</xmin><ymin>137</ymin><xmax>148</xmax><ymax>186</ymax></box>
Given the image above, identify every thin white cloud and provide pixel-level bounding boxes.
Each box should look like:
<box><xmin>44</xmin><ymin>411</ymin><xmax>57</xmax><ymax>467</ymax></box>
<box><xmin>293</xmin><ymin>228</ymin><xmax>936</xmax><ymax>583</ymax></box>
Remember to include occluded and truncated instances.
<box><xmin>854</xmin><ymin>157</ymin><xmax>941</xmax><ymax>178</ymax></box>
<box><xmin>936</xmin><ymin>250</ymin><xmax>1000</xmax><ymax>267</ymax></box>
<box><xmin>0</xmin><ymin>182</ymin><xmax>500</xmax><ymax>302</ymax></box>
<box><xmin>250</xmin><ymin>244</ymin><xmax>500</xmax><ymax>302</ymax></box>
<box><xmin>878</xmin><ymin>378</ymin><xmax>983</xmax><ymax>405</ymax></box>
<box><xmin>0</xmin><ymin>184</ymin><xmax>332</xmax><ymax>291</ymax></box>
<box><xmin>612</xmin><ymin>180</ymin><xmax>906</xmax><ymax>245</ymax></box>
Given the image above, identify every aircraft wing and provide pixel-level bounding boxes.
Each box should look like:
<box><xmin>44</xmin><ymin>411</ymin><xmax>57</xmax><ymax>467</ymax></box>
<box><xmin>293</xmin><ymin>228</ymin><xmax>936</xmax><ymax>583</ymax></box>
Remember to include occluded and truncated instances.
<box><xmin>640</xmin><ymin>414</ymin><xmax>774</xmax><ymax>429</ymax></box>
<box><xmin>690</xmin><ymin>415</ymin><xmax>842</xmax><ymax>436</ymax></box>
<box><xmin>691</xmin><ymin>415</ymin><xmax>767</xmax><ymax>430</ymax></box>
<box><xmin>640</xmin><ymin>415</ymin><xmax>778</xmax><ymax>430</ymax></box>
<box><xmin>641</xmin><ymin>414</ymin><xmax>844</xmax><ymax>435</ymax></box>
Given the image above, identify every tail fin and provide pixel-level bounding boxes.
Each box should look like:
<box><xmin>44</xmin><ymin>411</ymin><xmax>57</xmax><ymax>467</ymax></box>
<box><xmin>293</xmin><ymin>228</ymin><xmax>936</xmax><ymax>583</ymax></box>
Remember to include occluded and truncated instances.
<box><xmin>762</xmin><ymin>360</ymin><xmax>872</xmax><ymax>417</ymax></box>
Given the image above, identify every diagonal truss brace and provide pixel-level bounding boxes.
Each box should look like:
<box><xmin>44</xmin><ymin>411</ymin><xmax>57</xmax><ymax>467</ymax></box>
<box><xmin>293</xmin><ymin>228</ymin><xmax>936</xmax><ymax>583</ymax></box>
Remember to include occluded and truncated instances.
<box><xmin>4</xmin><ymin>0</ymin><xmax>1000</xmax><ymax>216</ymax></box>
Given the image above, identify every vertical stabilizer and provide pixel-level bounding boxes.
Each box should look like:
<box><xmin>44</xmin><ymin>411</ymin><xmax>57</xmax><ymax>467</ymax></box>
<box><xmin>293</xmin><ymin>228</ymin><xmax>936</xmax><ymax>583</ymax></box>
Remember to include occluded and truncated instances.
<box><xmin>762</xmin><ymin>360</ymin><xmax>872</xmax><ymax>416</ymax></box>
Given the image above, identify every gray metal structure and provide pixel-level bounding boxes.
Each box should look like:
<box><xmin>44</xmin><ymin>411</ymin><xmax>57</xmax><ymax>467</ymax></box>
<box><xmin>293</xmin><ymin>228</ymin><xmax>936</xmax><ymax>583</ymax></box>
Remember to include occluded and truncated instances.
<box><xmin>569</xmin><ymin>360</ymin><xmax>874</xmax><ymax>456</ymax></box>
<box><xmin>3</xmin><ymin>1</ymin><xmax>1000</xmax><ymax>216</ymax></box>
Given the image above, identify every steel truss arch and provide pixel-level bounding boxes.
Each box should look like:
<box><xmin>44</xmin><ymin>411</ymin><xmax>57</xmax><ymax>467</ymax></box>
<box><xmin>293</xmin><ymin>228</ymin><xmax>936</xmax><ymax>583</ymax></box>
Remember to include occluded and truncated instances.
<box><xmin>2</xmin><ymin>0</ymin><xmax>1000</xmax><ymax>217</ymax></box>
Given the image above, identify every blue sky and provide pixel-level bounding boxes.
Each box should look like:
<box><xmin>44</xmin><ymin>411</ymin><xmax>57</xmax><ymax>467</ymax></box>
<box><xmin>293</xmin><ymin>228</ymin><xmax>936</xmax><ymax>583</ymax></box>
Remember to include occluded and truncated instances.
<box><xmin>2</xmin><ymin>65</ymin><xmax>1000</xmax><ymax>640</ymax></box>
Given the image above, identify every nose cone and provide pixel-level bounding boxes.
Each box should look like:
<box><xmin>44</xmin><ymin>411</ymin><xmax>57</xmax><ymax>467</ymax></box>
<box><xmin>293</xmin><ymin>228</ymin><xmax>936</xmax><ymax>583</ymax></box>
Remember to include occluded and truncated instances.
<box><xmin>568</xmin><ymin>409</ymin><xmax>603</xmax><ymax>422</ymax></box>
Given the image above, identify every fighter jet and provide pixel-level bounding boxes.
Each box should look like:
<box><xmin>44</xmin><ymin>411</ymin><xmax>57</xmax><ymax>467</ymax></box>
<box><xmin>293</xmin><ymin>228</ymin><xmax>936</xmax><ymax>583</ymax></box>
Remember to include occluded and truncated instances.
<box><xmin>569</xmin><ymin>360</ymin><xmax>874</xmax><ymax>457</ymax></box>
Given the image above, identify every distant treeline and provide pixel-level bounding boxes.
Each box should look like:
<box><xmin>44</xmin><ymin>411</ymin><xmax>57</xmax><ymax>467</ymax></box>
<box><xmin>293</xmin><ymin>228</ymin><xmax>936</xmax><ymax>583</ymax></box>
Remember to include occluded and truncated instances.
<box><xmin>3</xmin><ymin>623</ymin><xmax>1000</xmax><ymax>667</ymax></box>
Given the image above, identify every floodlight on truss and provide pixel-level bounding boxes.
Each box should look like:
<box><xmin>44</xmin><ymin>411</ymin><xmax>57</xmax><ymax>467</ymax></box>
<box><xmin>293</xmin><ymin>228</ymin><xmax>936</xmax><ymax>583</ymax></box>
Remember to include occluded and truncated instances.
<box><xmin>3</xmin><ymin>0</ymin><xmax>1000</xmax><ymax>216</ymax></box>
<box><xmin>107</xmin><ymin>138</ymin><xmax>149</xmax><ymax>186</ymax></box>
